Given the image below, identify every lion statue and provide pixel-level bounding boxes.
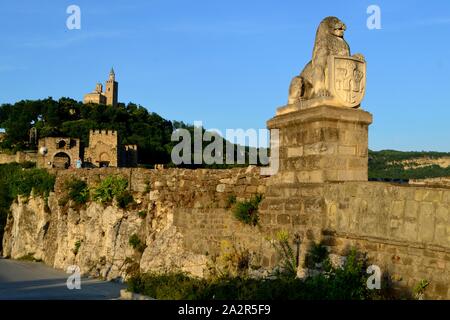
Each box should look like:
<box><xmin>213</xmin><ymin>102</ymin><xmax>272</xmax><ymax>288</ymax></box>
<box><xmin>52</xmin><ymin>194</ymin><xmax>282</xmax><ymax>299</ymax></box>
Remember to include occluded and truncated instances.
<box><xmin>288</xmin><ymin>16</ymin><xmax>365</xmax><ymax>105</ymax></box>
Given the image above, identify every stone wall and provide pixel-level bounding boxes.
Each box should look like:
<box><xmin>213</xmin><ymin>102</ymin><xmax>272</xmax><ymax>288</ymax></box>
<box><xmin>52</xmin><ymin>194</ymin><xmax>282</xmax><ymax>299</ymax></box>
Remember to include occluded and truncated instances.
<box><xmin>322</xmin><ymin>182</ymin><xmax>450</xmax><ymax>299</ymax></box>
<box><xmin>2</xmin><ymin>167</ymin><xmax>450</xmax><ymax>299</ymax></box>
<box><xmin>256</xmin><ymin>180</ymin><xmax>450</xmax><ymax>298</ymax></box>
<box><xmin>267</xmin><ymin>106</ymin><xmax>372</xmax><ymax>183</ymax></box>
<box><xmin>0</xmin><ymin>151</ymin><xmax>37</xmax><ymax>165</ymax></box>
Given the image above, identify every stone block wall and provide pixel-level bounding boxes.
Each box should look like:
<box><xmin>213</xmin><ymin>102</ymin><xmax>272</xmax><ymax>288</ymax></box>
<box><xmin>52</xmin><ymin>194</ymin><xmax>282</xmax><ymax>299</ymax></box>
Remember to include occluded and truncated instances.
<box><xmin>321</xmin><ymin>182</ymin><xmax>450</xmax><ymax>298</ymax></box>
<box><xmin>256</xmin><ymin>180</ymin><xmax>450</xmax><ymax>298</ymax></box>
<box><xmin>0</xmin><ymin>151</ymin><xmax>37</xmax><ymax>165</ymax></box>
<box><xmin>267</xmin><ymin>106</ymin><xmax>372</xmax><ymax>183</ymax></box>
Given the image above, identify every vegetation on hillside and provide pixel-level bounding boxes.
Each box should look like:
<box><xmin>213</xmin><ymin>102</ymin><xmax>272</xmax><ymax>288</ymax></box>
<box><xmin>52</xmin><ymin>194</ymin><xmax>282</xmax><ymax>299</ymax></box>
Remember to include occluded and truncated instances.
<box><xmin>369</xmin><ymin>150</ymin><xmax>450</xmax><ymax>180</ymax></box>
<box><xmin>0</xmin><ymin>98</ymin><xmax>174</xmax><ymax>164</ymax></box>
<box><xmin>0</xmin><ymin>98</ymin><xmax>266</xmax><ymax>167</ymax></box>
<box><xmin>1</xmin><ymin>98</ymin><xmax>449</xmax><ymax>177</ymax></box>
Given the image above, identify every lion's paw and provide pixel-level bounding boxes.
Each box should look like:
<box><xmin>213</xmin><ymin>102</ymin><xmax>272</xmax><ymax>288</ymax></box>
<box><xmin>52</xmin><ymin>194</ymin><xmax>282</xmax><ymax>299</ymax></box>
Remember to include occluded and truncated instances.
<box><xmin>353</xmin><ymin>53</ymin><xmax>365</xmax><ymax>61</ymax></box>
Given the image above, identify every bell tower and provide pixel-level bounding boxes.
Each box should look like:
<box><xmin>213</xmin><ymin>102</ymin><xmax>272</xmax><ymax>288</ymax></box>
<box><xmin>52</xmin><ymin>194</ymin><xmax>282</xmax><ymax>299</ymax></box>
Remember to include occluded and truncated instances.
<box><xmin>105</xmin><ymin>67</ymin><xmax>118</xmax><ymax>107</ymax></box>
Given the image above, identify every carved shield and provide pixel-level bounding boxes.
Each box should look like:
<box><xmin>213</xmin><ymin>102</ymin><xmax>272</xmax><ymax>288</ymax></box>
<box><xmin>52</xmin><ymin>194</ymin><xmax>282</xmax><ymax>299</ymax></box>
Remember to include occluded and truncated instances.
<box><xmin>328</xmin><ymin>55</ymin><xmax>366</xmax><ymax>108</ymax></box>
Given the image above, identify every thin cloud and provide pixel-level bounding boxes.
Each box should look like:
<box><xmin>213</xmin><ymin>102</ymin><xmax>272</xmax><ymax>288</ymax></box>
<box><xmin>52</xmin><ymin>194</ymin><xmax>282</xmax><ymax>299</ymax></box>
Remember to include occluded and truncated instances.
<box><xmin>20</xmin><ymin>30</ymin><xmax>125</xmax><ymax>49</ymax></box>
<box><xmin>386</xmin><ymin>17</ymin><xmax>450</xmax><ymax>31</ymax></box>
<box><xmin>415</xmin><ymin>18</ymin><xmax>450</xmax><ymax>26</ymax></box>
<box><xmin>0</xmin><ymin>65</ymin><xmax>27</xmax><ymax>72</ymax></box>
<box><xmin>160</xmin><ymin>20</ymin><xmax>305</xmax><ymax>36</ymax></box>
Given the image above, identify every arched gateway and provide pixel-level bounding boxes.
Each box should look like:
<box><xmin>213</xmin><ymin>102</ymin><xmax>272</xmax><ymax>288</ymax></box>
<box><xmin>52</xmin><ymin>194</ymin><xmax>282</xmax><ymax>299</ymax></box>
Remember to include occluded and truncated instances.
<box><xmin>53</xmin><ymin>152</ymin><xmax>71</xmax><ymax>169</ymax></box>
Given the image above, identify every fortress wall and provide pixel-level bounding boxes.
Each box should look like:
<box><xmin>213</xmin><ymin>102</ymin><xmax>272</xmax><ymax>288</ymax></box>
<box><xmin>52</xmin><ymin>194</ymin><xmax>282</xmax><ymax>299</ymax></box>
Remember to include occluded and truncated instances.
<box><xmin>322</xmin><ymin>182</ymin><xmax>450</xmax><ymax>298</ymax></box>
<box><xmin>0</xmin><ymin>151</ymin><xmax>37</xmax><ymax>164</ymax></box>
<box><xmin>0</xmin><ymin>153</ymin><xmax>16</xmax><ymax>164</ymax></box>
<box><xmin>3</xmin><ymin>167</ymin><xmax>450</xmax><ymax>298</ymax></box>
<box><xmin>52</xmin><ymin>167</ymin><xmax>267</xmax><ymax>196</ymax></box>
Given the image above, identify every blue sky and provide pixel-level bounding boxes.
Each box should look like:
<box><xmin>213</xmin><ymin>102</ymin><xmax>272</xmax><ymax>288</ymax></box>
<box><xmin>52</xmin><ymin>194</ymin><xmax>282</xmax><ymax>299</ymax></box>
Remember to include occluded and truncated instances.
<box><xmin>0</xmin><ymin>0</ymin><xmax>449</xmax><ymax>151</ymax></box>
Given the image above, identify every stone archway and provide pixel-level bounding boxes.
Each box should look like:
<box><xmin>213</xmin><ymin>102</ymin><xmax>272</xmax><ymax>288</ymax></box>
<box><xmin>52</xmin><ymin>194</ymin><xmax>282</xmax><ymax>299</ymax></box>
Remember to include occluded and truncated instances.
<box><xmin>53</xmin><ymin>152</ymin><xmax>71</xmax><ymax>169</ymax></box>
<box><xmin>99</xmin><ymin>152</ymin><xmax>111</xmax><ymax>168</ymax></box>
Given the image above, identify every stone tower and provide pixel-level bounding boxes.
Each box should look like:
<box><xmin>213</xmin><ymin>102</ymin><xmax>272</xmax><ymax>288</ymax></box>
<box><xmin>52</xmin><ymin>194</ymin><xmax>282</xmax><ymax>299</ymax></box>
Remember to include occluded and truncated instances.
<box><xmin>105</xmin><ymin>68</ymin><xmax>118</xmax><ymax>107</ymax></box>
<box><xmin>95</xmin><ymin>83</ymin><xmax>103</xmax><ymax>94</ymax></box>
<box><xmin>84</xmin><ymin>129</ymin><xmax>119</xmax><ymax>167</ymax></box>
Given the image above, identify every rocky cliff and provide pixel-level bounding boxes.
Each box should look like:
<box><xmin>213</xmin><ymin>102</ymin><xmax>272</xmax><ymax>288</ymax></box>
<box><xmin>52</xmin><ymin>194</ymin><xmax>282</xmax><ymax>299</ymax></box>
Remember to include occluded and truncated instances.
<box><xmin>2</xmin><ymin>167</ymin><xmax>268</xmax><ymax>281</ymax></box>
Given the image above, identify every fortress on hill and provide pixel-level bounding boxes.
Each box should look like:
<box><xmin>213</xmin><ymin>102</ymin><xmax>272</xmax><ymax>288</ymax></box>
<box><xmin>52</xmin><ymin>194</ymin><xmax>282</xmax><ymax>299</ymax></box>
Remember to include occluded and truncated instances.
<box><xmin>37</xmin><ymin>130</ymin><xmax>137</xmax><ymax>169</ymax></box>
<box><xmin>36</xmin><ymin>69</ymin><xmax>138</xmax><ymax>169</ymax></box>
<box><xmin>83</xmin><ymin>68</ymin><xmax>118</xmax><ymax>107</ymax></box>
<box><xmin>0</xmin><ymin>69</ymin><xmax>138</xmax><ymax>169</ymax></box>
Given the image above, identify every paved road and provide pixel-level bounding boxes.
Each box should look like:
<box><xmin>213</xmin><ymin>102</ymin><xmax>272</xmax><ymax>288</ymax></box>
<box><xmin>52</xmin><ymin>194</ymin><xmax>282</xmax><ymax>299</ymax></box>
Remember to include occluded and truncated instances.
<box><xmin>0</xmin><ymin>258</ymin><xmax>126</xmax><ymax>300</ymax></box>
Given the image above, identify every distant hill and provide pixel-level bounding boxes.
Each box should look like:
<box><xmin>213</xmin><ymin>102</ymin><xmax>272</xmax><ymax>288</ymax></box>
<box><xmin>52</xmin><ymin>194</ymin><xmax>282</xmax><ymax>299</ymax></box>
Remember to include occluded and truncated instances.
<box><xmin>369</xmin><ymin>150</ymin><xmax>450</xmax><ymax>180</ymax></box>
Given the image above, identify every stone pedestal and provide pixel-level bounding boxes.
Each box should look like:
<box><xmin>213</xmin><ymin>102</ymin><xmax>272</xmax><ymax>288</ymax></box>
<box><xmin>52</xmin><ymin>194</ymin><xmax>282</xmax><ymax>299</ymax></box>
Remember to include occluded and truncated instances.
<box><xmin>267</xmin><ymin>105</ymin><xmax>373</xmax><ymax>183</ymax></box>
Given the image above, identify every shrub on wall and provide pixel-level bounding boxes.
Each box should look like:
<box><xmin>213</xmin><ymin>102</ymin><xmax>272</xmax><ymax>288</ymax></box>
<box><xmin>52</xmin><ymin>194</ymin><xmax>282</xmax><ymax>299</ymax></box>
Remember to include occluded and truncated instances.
<box><xmin>129</xmin><ymin>233</ymin><xmax>146</xmax><ymax>253</ymax></box>
<box><xmin>116</xmin><ymin>190</ymin><xmax>134</xmax><ymax>209</ymax></box>
<box><xmin>73</xmin><ymin>240</ymin><xmax>82</xmax><ymax>255</ymax></box>
<box><xmin>92</xmin><ymin>175</ymin><xmax>134</xmax><ymax>208</ymax></box>
<box><xmin>305</xmin><ymin>242</ymin><xmax>329</xmax><ymax>269</ymax></box>
<box><xmin>225</xmin><ymin>194</ymin><xmax>236</xmax><ymax>209</ymax></box>
<box><xmin>63</xmin><ymin>178</ymin><xmax>89</xmax><ymax>205</ymax></box>
<box><xmin>137</xmin><ymin>210</ymin><xmax>147</xmax><ymax>219</ymax></box>
<box><xmin>232</xmin><ymin>194</ymin><xmax>263</xmax><ymax>226</ymax></box>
